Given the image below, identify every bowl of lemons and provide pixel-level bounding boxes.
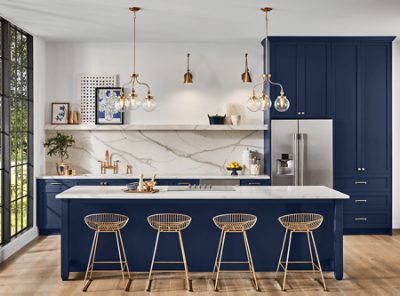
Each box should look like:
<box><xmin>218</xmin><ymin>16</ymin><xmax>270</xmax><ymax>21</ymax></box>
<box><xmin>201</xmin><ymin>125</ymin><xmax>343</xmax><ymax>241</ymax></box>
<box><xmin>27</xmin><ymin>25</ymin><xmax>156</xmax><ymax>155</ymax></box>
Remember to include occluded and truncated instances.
<box><xmin>226</xmin><ymin>161</ymin><xmax>242</xmax><ymax>176</ymax></box>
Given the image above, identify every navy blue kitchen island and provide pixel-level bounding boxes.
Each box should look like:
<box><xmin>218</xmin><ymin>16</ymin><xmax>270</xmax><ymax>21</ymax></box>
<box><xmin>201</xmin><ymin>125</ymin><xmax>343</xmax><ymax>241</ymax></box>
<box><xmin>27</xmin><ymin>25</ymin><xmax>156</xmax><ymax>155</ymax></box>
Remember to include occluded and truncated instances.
<box><xmin>57</xmin><ymin>186</ymin><xmax>348</xmax><ymax>281</ymax></box>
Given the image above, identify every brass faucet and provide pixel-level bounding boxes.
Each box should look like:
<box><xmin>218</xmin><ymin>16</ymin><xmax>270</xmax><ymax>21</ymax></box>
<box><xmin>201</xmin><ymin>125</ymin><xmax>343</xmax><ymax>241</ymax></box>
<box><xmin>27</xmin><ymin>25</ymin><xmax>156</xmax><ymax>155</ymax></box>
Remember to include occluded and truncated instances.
<box><xmin>98</xmin><ymin>150</ymin><xmax>120</xmax><ymax>174</ymax></box>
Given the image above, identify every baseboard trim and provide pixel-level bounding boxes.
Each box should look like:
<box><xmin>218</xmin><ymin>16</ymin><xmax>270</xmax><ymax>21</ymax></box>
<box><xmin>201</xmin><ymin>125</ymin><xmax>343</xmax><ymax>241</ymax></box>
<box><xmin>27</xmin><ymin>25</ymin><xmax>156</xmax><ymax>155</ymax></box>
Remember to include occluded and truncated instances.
<box><xmin>0</xmin><ymin>226</ymin><xmax>39</xmax><ymax>263</ymax></box>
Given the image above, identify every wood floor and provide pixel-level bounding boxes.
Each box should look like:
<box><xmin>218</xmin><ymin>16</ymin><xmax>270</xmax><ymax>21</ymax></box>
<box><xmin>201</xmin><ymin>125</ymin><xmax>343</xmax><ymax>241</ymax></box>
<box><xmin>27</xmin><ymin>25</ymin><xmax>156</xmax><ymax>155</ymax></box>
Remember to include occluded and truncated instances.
<box><xmin>1</xmin><ymin>234</ymin><xmax>400</xmax><ymax>295</ymax></box>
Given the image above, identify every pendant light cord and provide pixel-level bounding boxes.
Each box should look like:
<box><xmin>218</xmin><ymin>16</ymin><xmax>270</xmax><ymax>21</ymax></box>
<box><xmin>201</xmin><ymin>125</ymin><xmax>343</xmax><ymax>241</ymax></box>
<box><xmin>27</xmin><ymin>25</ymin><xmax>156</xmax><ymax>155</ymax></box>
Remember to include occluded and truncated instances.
<box><xmin>187</xmin><ymin>53</ymin><xmax>190</xmax><ymax>72</ymax></box>
<box><xmin>133</xmin><ymin>11</ymin><xmax>136</xmax><ymax>75</ymax></box>
<box><xmin>264</xmin><ymin>10</ymin><xmax>268</xmax><ymax>76</ymax></box>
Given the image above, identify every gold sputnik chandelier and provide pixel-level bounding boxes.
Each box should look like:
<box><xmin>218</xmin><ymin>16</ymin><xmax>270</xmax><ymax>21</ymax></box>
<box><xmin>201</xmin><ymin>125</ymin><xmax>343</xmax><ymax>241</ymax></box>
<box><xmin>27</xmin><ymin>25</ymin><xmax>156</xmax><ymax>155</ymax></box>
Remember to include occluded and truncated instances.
<box><xmin>247</xmin><ymin>7</ymin><xmax>290</xmax><ymax>112</ymax></box>
<box><xmin>117</xmin><ymin>7</ymin><xmax>157</xmax><ymax>112</ymax></box>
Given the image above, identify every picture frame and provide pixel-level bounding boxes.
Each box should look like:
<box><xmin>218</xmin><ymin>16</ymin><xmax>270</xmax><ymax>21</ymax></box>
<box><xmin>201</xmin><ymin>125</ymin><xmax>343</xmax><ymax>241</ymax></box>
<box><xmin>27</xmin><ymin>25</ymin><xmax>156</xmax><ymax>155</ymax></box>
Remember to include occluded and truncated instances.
<box><xmin>51</xmin><ymin>103</ymin><xmax>70</xmax><ymax>125</ymax></box>
<box><xmin>95</xmin><ymin>87</ymin><xmax>124</xmax><ymax>125</ymax></box>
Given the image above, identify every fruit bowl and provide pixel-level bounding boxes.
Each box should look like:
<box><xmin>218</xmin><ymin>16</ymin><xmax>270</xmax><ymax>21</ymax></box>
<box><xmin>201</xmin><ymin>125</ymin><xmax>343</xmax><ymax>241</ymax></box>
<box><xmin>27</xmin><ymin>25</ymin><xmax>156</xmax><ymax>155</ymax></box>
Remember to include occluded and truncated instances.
<box><xmin>226</xmin><ymin>167</ymin><xmax>242</xmax><ymax>176</ymax></box>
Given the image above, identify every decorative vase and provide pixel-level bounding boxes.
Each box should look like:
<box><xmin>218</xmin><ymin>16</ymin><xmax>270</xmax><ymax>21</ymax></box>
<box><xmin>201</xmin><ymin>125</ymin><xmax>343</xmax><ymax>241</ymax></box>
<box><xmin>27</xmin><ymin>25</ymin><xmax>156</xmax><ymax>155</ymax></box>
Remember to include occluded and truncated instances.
<box><xmin>56</xmin><ymin>162</ymin><xmax>69</xmax><ymax>176</ymax></box>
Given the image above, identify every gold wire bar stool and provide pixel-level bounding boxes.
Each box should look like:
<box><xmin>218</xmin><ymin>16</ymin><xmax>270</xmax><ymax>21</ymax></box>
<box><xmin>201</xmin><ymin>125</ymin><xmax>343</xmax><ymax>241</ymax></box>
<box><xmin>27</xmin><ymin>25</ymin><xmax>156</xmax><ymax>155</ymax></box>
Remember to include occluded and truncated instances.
<box><xmin>146</xmin><ymin>213</ymin><xmax>192</xmax><ymax>292</ymax></box>
<box><xmin>83</xmin><ymin>213</ymin><xmax>132</xmax><ymax>292</ymax></box>
<box><xmin>276</xmin><ymin>213</ymin><xmax>326</xmax><ymax>291</ymax></box>
<box><xmin>212</xmin><ymin>213</ymin><xmax>259</xmax><ymax>291</ymax></box>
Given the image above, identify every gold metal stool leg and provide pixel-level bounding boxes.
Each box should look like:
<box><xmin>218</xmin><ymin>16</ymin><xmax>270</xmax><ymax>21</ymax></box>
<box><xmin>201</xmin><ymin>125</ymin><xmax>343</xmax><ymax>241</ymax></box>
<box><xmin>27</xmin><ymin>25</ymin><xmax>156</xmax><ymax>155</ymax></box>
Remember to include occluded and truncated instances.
<box><xmin>146</xmin><ymin>230</ymin><xmax>160</xmax><ymax>292</ymax></box>
<box><xmin>214</xmin><ymin>230</ymin><xmax>227</xmax><ymax>291</ymax></box>
<box><xmin>212</xmin><ymin>230</ymin><xmax>224</xmax><ymax>278</ymax></box>
<box><xmin>115</xmin><ymin>231</ymin><xmax>125</xmax><ymax>281</ymax></box>
<box><xmin>178</xmin><ymin>230</ymin><xmax>192</xmax><ymax>291</ymax></box>
<box><xmin>243</xmin><ymin>231</ymin><xmax>259</xmax><ymax>291</ymax></box>
<box><xmin>117</xmin><ymin>230</ymin><xmax>133</xmax><ymax>291</ymax></box>
<box><xmin>310</xmin><ymin>231</ymin><xmax>327</xmax><ymax>291</ymax></box>
<box><xmin>276</xmin><ymin>229</ymin><xmax>288</xmax><ymax>276</ymax></box>
<box><xmin>282</xmin><ymin>231</ymin><xmax>293</xmax><ymax>291</ymax></box>
<box><xmin>306</xmin><ymin>231</ymin><xmax>316</xmax><ymax>280</ymax></box>
<box><xmin>83</xmin><ymin>231</ymin><xmax>99</xmax><ymax>292</ymax></box>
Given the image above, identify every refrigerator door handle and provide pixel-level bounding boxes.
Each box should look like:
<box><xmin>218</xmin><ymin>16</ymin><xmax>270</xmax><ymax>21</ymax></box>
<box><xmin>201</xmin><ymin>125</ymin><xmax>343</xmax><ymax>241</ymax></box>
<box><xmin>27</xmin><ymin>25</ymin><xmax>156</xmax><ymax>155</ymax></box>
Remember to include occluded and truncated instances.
<box><xmin>293</xmin><ymin>133</ymin><xmax>299</xmax><ymax>186</ymax></box>
<box><xmin>298</xmin><ymin>133</ymin><xmax>305</xmax><ymax>186</ymax></box>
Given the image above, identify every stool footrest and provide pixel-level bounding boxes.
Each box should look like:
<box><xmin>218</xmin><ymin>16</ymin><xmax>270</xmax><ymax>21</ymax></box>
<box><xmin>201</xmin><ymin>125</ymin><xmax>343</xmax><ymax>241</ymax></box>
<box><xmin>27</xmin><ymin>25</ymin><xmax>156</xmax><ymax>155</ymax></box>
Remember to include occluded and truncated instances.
<box><xmin>219</xmin><ymin>261</ymin><xmax>250</xmax><ymax>264</ymax></box>
<box><xmin>154</xmin><ymin>261</ymin><xmax>184</xmax><ymax>264</ymax></box>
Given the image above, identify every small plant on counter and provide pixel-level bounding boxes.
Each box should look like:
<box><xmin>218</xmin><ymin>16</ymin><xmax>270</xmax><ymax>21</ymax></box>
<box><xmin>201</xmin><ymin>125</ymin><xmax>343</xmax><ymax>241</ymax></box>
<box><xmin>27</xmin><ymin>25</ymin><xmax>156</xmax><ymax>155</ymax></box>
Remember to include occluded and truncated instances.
<box><xmin>44</xmin><ymin>132</ymin><xmax>75</xmax><ymax>175</ymax></box>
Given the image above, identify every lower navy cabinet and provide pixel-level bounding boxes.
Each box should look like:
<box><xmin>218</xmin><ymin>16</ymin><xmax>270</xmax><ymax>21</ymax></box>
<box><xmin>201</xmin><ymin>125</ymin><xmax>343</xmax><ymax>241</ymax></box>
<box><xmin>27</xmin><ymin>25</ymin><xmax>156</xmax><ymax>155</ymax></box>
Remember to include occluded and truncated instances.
<box><xmin>37</xmin><ymin>180</ymin><xmax>74</xmax><ymax>235</ymax></box>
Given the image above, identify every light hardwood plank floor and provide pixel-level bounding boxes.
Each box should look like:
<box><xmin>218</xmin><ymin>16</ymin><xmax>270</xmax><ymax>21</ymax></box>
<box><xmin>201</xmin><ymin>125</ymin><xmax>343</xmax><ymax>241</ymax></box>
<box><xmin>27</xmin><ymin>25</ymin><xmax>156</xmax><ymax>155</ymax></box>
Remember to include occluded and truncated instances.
<box><xmin>1</xmin><ymin>234</ymin><xmax>400</xmax><ymax>295</ymax></box>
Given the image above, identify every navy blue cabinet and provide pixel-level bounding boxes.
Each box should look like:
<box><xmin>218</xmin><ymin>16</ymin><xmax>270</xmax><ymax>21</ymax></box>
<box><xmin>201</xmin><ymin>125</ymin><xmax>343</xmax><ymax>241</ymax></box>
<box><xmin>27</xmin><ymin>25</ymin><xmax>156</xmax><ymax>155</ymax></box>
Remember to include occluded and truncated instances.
<box><xmin>269</xmin><ymin>38</ymin><xmax>331</xmax><ymax>119</ymax></box>
<box><xmin>331</xmin><ymin>38</ymin><xmax>393</xmax><ymax>234</ymax></box>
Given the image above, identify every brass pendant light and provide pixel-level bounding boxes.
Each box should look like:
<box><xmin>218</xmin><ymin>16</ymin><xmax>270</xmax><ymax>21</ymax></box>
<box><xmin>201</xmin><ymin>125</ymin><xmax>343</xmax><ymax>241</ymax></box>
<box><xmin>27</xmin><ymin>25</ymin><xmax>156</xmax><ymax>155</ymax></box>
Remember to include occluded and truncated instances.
<box><xmin>183</xmin><ymin>53</ymin><xmax>193</xmax><ymax>84</ymax></box>
<box><xmin>241</xmin><ymin>53</ymin><xmax>252</xmax><ymax>83</ymax></box>
<box><xmin>247</xmin><ymin>7</ymin><xmax>290</xmax><ymax>113</ymax></box>
<box><xmin>117</xmin><ymin>7</ymin><xmax>157</xmax><ymax>112</ymax></box>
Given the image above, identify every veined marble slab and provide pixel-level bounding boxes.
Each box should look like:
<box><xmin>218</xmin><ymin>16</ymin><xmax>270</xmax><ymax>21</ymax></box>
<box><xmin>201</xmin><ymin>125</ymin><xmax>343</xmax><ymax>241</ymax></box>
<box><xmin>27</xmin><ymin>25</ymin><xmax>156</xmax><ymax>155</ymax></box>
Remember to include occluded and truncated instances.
<box><xmin>45</xmin><ymin>130</ymin><xmax>264</xmax><ymax>176</ymax></box>
<box><xmin>56</xmin><ymin>185</ymin><xmax>349</xmax><ymax>200</ymax></box>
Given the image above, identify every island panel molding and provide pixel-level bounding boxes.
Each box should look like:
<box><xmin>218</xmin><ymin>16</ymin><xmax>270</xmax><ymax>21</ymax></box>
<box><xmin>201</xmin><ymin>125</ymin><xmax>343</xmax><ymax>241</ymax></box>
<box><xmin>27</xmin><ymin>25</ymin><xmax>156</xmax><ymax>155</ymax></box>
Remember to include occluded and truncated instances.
<box><xmin>44</xmin><ymin>130</ymin><xmax>264</xmax><ymax>176</ymax></box>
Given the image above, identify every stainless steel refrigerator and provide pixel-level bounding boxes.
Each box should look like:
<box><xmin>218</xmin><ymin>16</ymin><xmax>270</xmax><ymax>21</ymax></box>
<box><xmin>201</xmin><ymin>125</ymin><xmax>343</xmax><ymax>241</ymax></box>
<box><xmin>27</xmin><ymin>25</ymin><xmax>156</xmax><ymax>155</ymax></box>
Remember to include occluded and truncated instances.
<box><xmin>271</xmin><ymin>119</ymin><xmax>333</xmax><ymax>187</ymax></box>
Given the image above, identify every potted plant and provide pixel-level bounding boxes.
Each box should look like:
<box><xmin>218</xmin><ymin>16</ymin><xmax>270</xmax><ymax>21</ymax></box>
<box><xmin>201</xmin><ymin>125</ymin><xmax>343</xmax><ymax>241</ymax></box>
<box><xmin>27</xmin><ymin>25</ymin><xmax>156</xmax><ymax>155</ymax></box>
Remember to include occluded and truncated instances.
<box><xmin>44</xmin><ymin>132</ymin><xmax>75</xmax><ymax>175</ymax></box>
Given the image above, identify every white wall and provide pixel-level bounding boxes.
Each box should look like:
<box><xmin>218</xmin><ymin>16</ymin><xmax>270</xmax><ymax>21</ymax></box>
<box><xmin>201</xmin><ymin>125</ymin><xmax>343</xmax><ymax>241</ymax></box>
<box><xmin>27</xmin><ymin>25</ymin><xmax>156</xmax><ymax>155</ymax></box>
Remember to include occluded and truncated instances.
<box><xmin>392</xmin><ymin>39</ymin><xmax>400</xmax><ymax>228</ymax></box>
<box><xmin>45</xmin><ymin>41</ymin><xmax>264</xmax><ymax>125</ymax></box>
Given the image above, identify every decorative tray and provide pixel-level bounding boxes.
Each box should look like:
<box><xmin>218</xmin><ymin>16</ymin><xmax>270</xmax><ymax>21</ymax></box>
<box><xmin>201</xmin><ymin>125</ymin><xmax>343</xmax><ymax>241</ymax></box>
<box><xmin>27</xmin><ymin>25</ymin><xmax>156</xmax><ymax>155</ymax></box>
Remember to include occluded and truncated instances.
<box><xmin>122</xmin><ymin>189</ymin><xmax>160</xmax><ymax>194</ymax></box>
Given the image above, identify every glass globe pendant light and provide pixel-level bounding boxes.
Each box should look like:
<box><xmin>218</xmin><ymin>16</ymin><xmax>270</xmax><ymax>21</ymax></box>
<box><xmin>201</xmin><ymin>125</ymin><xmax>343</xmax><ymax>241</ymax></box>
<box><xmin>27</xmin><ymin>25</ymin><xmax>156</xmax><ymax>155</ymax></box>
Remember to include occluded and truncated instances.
<box><xmin>117</xmin><ymin>7</ymin><xmax>156</xmax><ymax>112</ymax></box>
<box><xmin>247</xmin><ymin>7</ymin><xmax>290</xmax><ymax>113</ymax></box>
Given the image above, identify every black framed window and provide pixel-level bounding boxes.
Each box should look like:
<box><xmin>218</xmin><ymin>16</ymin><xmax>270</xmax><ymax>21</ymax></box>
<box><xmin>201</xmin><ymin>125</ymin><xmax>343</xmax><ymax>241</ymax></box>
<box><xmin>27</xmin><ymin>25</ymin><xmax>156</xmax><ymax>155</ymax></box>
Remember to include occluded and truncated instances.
<box><xmin>0</xmin><ymin>18</ymin><xmax>33</xmax><ymax>244</ymax></box>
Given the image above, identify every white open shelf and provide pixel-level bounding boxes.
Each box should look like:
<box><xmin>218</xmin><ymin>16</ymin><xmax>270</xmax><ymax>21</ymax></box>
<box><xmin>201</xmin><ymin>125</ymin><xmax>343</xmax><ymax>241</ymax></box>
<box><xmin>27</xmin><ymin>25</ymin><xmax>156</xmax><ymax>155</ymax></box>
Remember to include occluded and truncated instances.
<box><xmin>44</xmin><ymin>124</ymin><xmax>269</xmax><ymax>131</ymax></box>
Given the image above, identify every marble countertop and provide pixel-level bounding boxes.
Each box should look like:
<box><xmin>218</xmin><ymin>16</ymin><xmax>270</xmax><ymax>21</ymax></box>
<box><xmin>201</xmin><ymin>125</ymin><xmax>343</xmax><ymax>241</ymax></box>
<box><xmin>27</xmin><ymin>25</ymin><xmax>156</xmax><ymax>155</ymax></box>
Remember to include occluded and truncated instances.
<box><xmin>56</xmin><ymin>185</ymin><xmax>349</xmax><ymax>200</ymax></box>
<box><xmin>37</xmin><ymin>174</ymin><xmax>271</xmax><ymax>180</ymax></box>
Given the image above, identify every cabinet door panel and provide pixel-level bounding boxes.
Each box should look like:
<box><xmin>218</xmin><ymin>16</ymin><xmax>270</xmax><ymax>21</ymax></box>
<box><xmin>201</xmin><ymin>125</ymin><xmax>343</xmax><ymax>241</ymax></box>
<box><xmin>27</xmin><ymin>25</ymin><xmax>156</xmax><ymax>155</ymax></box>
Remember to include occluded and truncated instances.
<box><xmin>270</xmin><ymin>43</ymin><xmax>298</xmax><ymax>118</ymax></box>
<box><xmin>303</xmin><ymin>44</ymin><xmax>331</xmax><ymax>118</ymax></box>
<box><xmin>361</xmin><ymin>44</ymin><xmax>391</xmax><ymax>174</ymax></box>
<box><xmin>333</xmin><ymin>44</ymin><xmax>359</xmax><ymax>174</ymax></box>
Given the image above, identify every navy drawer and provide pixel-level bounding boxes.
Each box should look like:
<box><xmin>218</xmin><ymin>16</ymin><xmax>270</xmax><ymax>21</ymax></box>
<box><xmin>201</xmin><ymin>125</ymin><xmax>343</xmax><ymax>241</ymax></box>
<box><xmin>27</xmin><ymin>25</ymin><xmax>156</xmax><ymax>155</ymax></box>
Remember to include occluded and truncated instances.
<box><xmin>344</xmin><ymin>213</ymin><xmax>389</xmax><ymax>228</ymax></box>
<box><xmin>334</xmin><ymin>177</ymin><xmax>389</xmax><ymax>192</ymax></box>
<box><xmin>240</xmin><ymin>179</ymin><xmax>270</xmax><ymax>186</ymax></box>
<box><xmin>44</xmin><ymin>180</ymin><xmax>73</xmax><ymax>192</ymax></box>
<box><xmin>344</xmin><ymin>193</ymin><xmax>389</xmax><ymax>212</ymax></box>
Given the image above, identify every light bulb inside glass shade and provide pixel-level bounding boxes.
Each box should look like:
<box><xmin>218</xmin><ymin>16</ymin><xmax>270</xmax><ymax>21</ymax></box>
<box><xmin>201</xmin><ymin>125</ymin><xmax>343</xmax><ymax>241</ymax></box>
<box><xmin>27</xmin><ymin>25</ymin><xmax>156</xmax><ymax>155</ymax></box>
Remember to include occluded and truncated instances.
<box><xmin>247</xmin><ymin>96</ymin><xmax>261</xmax><ymax>112</ymax></box>
<box><xmin>274</xmin><ymin>95</ymin><xmax>290</xmax><ymax>112</ymax></box>
<box><xmin>129</xmin><ymin>93</ymin><xmax>140</xmax><ymax>110</ymax></box>
<box><xmin>259</xmin><ymin>95</ymin><xmax>272</xmax><ymax>111</ymax></box>
<box><xmin>142</xmin><ymin>97</ymin><xmax>157</xmax><ymax>112</ymax></box>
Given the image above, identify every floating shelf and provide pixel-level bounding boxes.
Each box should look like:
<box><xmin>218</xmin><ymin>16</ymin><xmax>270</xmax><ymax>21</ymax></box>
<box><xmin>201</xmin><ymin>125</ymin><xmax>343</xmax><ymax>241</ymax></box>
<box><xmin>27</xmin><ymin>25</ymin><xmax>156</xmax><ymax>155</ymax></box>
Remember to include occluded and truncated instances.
<box><xmin>44</xmin><ymin>124</ymin><xmax>268</xmax><ymax>131</ymax></box>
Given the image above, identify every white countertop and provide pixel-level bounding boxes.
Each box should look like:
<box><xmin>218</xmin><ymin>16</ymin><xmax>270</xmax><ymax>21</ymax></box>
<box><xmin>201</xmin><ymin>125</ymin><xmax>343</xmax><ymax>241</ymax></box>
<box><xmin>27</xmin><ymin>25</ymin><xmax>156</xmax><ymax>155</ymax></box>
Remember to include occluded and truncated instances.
<box><xmin>37</xmin><ymin>174</ymin><xmax>270</xmax><ymax>180</ymax></box>
<box><xmin>56</xmin><ymin>185</ymin><xmax>349</xmax><ymax>200</ymax></box>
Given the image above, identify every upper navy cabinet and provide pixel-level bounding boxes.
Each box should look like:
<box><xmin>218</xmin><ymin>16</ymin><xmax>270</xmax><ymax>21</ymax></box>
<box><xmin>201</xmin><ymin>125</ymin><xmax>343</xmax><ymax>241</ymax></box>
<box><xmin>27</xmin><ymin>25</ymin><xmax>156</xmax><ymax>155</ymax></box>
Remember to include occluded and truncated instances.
<box><xmin>333</xmin><ymin>40</ymin><xmax>392</xmax><ymax>176</ymax></box>
<box><xmin>269</xmin><ymin>38</ymin><xmax>331</xmax><ymax>119</ymax></box>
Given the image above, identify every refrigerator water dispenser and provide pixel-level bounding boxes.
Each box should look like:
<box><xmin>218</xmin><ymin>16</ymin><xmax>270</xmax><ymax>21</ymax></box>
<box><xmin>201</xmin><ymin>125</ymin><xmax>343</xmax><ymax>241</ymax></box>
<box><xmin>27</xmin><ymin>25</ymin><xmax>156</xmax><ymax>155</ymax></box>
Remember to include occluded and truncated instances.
<box><xmin>276</xmin><ymin>153</ymin><xmax>294</xmax><ymax>175</ymax></box>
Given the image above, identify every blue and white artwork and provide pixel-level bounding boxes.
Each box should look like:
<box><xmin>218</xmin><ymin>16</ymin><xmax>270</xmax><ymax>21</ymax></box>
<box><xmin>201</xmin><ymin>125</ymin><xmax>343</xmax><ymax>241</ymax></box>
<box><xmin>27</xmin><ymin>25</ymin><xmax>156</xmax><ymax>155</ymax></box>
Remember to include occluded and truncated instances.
<box><xmin>51</xmin><ymin>103</ymin><xmax>69</xmax><ymax>124</ymax></box>
<box><xmin>96</xmin><ymin>88</ymin><xmax>123</xmax><ymax>124</ymax></box>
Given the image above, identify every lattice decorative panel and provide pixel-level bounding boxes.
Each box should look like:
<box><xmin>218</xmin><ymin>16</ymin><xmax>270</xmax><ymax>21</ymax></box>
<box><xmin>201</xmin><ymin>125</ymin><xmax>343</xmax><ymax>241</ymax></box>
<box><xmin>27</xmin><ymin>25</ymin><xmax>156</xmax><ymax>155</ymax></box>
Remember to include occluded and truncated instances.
<box><xmin>80</xmin><ymin>74</ymin><xmax>119</xmax><ymax>124</ymax></box>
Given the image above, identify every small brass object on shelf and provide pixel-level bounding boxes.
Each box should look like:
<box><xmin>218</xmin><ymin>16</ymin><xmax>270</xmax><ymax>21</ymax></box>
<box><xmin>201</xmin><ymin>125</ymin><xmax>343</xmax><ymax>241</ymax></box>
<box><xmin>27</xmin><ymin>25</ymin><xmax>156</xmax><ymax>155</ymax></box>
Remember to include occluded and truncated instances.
<box><xmin>126</xmin><ymin>164</ymin><xmax>133</xmax><ymax>174</ymax></box>
<box><xmin>98</xmin><ymin>150</ymin><xmax>120</xmax><ymax>174</ymax></box>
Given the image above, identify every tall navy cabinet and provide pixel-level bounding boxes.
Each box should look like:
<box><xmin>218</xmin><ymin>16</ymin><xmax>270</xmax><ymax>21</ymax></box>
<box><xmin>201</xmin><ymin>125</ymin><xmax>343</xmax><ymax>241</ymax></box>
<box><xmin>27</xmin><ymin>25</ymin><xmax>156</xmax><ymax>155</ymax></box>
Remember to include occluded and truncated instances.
<box><xmin>269</xmin><ymin>38</ymin><xmax>331</xmax><ymax>119</ymax></box>
<box><xmin>269</xmin><ymin>37</ymin><xmax>393</xmax><ymax>234</ymax></box>
<box><xmin>333</xmin><ymin>38</ymin><xmax>393</xmax><ymax>234</ymax></box>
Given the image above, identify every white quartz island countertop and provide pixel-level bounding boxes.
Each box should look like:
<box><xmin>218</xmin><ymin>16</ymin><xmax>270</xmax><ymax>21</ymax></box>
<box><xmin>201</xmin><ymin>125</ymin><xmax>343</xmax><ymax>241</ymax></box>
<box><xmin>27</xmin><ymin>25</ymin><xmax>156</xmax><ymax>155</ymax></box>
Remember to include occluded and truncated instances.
<box><xmin>56</xmin><ymin>185</ymin><xmax>349</xmax><ymax>200</ymax></box>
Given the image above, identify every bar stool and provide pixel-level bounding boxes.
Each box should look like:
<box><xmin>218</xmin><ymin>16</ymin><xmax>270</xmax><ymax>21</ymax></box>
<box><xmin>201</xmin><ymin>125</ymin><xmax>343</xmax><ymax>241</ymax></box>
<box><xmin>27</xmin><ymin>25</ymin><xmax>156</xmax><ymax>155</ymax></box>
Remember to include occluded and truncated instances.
<box><xmin>276</xmin><ymin>213</ymin><xmax>326</xmax><ymax>291</ymax></box>
<box><xmin>83</xmin><ymin>213</ymin><xmax>132</xmax><ymax>292</ymax></box>
<box><xmin>212</xmin><ymin>213</ymin><xmax>259</xmax><ymax>291</ymax></box>
<box><xmin>146</xmin><ymin>213</ymin><xmax>192</xmax><ymax>292</ymax></box>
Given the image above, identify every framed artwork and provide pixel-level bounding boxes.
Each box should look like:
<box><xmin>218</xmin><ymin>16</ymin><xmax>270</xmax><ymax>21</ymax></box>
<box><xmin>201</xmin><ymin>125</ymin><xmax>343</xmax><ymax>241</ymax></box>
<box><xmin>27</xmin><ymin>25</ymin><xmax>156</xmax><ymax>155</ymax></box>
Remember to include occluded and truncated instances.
<box><xmin>95</xmin><ymin>87</ymin><xmax>124</xmax><ymax>125</ymax></box>
<box><xmin>51</xmin><ymin>103</ymin><xmax>70</xmax><ymax>125</ymax></box>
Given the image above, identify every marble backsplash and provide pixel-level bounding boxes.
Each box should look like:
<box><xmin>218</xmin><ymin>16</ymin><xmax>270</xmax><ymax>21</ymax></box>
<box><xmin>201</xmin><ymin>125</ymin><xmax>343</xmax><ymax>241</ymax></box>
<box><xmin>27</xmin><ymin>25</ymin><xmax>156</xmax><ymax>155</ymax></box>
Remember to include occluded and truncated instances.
<box><xmin>44</xmin><ymin>130</ymin><xmax>264</xmax><ymax>176</ymax></box>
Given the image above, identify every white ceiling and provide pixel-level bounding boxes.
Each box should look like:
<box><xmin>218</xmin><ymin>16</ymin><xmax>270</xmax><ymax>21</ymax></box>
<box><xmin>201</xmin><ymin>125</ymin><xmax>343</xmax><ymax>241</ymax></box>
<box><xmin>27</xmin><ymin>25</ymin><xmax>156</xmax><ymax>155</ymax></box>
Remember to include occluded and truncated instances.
<box><xmin>0</xmin><ymin>0</ymin><xmax>399</xmax><ymax>42</ymax></box>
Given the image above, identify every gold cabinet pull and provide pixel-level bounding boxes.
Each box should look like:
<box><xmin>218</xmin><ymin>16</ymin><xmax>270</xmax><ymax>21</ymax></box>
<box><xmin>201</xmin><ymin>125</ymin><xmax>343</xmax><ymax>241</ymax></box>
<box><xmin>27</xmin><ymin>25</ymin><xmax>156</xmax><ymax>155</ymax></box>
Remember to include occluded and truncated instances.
<box><xmin>354</xmin><ymin>217</ymin><xmax>367</xmax><ymax>222</ymax></box>
<box><xmin>354</xmin><ymin>199</ymin><xmax>367</xmax><ymax>203</ymax></box>
<box><xmin>50</xmin><ymin>182</ymin><xmax>62</xmax><ymax>185</ymax></box>
<box><xmin>354</xmin><ymin>181</ymin><xmax>367</xmax><ymax>185</ymax></box>
<box><xmin>177</xmin><ymin>182</ymin><xmax>192</xmax><ymax>186</ymax></box>
<box><xmin>248</xmin><ymin>182</ymin><xmax>261</xmax><ymax>185</ymax></box>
